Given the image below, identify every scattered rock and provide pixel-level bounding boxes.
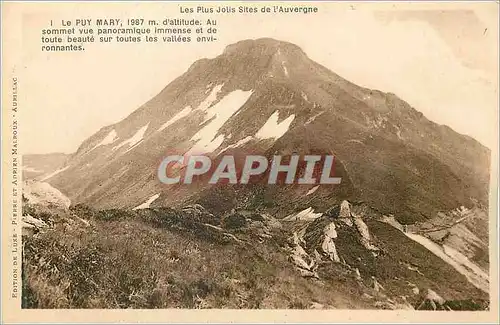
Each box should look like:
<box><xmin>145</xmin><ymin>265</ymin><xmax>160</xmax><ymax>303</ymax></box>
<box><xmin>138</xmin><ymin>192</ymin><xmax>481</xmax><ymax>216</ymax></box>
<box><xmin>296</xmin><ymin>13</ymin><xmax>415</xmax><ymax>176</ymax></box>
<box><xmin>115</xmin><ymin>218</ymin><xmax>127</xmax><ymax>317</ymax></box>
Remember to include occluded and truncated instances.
<box><xmin>261</xmin><ymin>214</ymin><xmax>282</xmax><ymax>229</ymax></box>
<box><xmin>353</xmin><ymin>214</ymin><xmax>379</xmax><ymax>251</ymax></box>
<box><xmin>338</xmin><ymin>200</ymin><xmax>354</xmax><ymax>226</ymax></box>
<box><xmin>182</xmin><ymin>204</ymin><xmax>219</xmax><ymax>225</ymax></box>
<box><xmin>416</xmin><ymin>288</ymin><xmax>446</xmax><ymax>310</ymax></box>
<box><xmin>309</xmin><ymin>302</ymin><xmax>324</xmax><ymax>309</ymax></box>
<box><xmin>22</xmin><ymin>215</ymin><xmax>48</xmax><ymax>236</ymax></box>
<box><xmin>380</xmin><ymin>215</ymin><xmax>404</xmax><ymax>232</ymax></box>
<box><xmin>23</xmin><ymin>214</ymin><xmax>48</xmax><ymax>228</ymax></box>
<box><xmin>426</xmin><ymin>289</ymin><xmax>446</xmax><ymax>305</ymax></box>
<box><xmin>290</xmin><ymin>231</ymin><xmax>318</xmax><ymax>278</ymax></box>
<box><xmin>371</xmin><ymin>276</ymin><xmax>385</xmax><ymax>292</ymax></box>
<box><xmin>321</xmin><ymin>222</ymin><xmax>340</xmax><ymax>262</ymax></box>
<box><xmin>283</xmin><ymin>207</ymin><xmax>323</xmax><ymax>221</ymax></box>
<box><xmin>313</xmin><ymin>249</ymin><xmax>323</xmax><ymax>262</ymax></box>
<box><xmin>354</xmin><ymin>268</ymin><xmax>362</xmax><ymax>280</ymax></box>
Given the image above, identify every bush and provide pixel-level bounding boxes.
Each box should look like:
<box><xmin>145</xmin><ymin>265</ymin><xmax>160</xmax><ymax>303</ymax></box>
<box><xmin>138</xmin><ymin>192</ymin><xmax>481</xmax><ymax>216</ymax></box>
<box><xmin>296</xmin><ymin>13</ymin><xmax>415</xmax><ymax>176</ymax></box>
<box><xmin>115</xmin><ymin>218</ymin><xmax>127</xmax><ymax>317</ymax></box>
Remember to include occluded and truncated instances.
<box><xmin>222</xmin><ymin>213</ymin><xmax>247</xmax><ymax>229</ymax></box>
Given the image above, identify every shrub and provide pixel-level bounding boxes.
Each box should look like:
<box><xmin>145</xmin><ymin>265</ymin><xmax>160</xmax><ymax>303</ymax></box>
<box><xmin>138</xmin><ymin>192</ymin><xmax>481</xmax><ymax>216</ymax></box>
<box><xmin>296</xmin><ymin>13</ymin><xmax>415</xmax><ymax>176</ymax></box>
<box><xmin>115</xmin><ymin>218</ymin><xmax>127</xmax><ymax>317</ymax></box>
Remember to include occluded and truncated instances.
<box><xmin>222</xmin><ymin>213</ymin><xmax>247</xmax><ymax>229</ymax></box>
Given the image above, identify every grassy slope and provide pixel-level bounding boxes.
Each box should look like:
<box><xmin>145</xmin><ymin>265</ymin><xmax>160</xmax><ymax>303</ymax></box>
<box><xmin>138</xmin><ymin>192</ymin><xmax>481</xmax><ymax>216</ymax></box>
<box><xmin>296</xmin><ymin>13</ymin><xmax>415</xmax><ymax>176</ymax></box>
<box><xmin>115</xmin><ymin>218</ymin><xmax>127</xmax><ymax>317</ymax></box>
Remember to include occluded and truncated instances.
<box><xmin>22</xmin><ymin>203</ymin><xmax>489</xmax><ymax>310</ymax></box>
<box><xmin>22</xmin><ymin>206</ymin><xmax>372</xmax><ymax>309</ymax></box>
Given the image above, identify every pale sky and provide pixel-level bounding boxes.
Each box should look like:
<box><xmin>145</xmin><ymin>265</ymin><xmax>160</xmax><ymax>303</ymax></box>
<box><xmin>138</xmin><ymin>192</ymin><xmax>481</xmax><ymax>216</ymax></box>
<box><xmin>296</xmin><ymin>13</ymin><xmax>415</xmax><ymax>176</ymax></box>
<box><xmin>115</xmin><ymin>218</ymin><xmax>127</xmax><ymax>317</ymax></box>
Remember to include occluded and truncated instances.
<box><xmin>11</xmin><ymin>2</ymin><xmax>498</xmax><ymax>153</ymax></box>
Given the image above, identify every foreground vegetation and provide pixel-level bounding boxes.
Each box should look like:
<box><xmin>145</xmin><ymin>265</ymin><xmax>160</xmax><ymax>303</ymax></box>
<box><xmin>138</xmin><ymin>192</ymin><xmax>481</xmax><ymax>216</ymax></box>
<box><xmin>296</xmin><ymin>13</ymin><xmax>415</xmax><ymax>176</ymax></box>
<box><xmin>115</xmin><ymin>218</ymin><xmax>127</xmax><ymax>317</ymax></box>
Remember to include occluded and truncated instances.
<box><xmin>22</xmin><ymin>204</ymin><xmax>372</xmax><ymax>309</ymax></box>
<box><xmin>22</xmin><ymin>200</ymin><xmax>489</xmax><ymax>310</ymax></box>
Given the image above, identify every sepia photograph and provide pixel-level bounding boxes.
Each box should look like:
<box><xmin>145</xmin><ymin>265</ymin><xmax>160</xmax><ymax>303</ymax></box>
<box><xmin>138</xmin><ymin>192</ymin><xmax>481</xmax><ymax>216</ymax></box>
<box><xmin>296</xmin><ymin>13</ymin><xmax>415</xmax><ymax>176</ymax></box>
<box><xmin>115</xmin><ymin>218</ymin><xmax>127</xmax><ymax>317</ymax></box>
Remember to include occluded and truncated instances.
<box><xmin>2</xmin><ymin>1</ymin><xmax>498</xmax><ymax>323</ymax></box>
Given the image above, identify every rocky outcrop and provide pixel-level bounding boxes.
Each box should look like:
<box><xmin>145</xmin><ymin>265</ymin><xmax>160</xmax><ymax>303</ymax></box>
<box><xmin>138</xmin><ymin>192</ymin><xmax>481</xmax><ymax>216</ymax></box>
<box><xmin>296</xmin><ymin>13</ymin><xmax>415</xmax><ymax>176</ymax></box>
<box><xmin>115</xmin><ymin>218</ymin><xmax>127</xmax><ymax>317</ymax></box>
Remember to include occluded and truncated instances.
<box><xmin>416</xmin><ymin>289</ymin><xmax>447</xmax><ymax>310</ymax></box>
<box><xmin>338</xmin><ymin>200</ymin><xmax>353</xmax><ymax>226</ymax></box>
<box><xmin>283</xmin><ymin>207</ymin><xmax>323</xmax><ymax>222</ymax></box>
<box><xmin>181</xmin><ymin>204</ymin><xmax>220</xmax><ymax>226</ymax></box>
<box><xmin>352</xmin><ymin>215</ymin><xmax>379</xmax><ymax>252</ymax></box>
<box><xmin>290</xmin><ymin>231</ymin><xmax>318</xmax><ymax>278</ymax></box>
<box><xmin>22</xmin><ymin>214</ymin><xmax>48</xmax><ymax>236</ymax></box>
<box><xmin>23</xmin><ymin>180</ymin><xmax>71</xmax><ymax>210</ymax></box>
<box><xmin>321</xmin><ymin>222</ymin><xmax>340</xmax><ymax>262</ymax></box>
<box><xmin>334</xmin><ymin>200</ymin><xmax>379</xmax><ymax>251</ymax></box>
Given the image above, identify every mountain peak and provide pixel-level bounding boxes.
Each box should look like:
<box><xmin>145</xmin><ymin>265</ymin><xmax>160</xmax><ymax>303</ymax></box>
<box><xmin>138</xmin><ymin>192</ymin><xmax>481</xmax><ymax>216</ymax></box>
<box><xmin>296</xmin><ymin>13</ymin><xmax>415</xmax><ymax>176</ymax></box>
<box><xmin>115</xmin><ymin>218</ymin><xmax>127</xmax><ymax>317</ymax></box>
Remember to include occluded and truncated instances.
<box><xmin>219</xmin><ymin>38</ymin><xmax>312</xmax><ymax>81</ymax></box>
<box><xmin>223</xmin><ymin>38</ymin><xmax>306</xmax><ymax>59</ymax></box>
<box><xmin>46</xmin><ymin>38</ymin><xmax>490</xmax><ymax>228</ymax></box>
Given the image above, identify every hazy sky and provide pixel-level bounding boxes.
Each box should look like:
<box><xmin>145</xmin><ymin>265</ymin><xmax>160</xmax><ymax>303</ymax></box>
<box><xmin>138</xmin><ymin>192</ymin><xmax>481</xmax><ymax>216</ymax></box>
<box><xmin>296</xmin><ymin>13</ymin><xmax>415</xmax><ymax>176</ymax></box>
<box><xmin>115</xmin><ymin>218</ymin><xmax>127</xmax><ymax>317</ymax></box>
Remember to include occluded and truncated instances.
<box><xmin>12</xmin><ymin>2</ymin><xmax>498</xmax><ymax>153</ymax></box>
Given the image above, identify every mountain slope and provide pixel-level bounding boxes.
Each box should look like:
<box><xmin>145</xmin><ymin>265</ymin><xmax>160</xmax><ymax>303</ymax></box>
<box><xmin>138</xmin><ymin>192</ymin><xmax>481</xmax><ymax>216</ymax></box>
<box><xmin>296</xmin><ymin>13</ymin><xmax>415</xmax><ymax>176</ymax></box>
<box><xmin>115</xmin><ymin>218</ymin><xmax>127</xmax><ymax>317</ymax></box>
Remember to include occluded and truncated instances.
<box><xmin>22</xmin><ymin>196</ymin><xmax>488</xmax><ymax>309</ymax></box>
<box><xmin>43</xmin><ymin>38</ymin><xmax>490</xmax><ymax>225</ymax></box>
<box><xmin>22</xmin><ymin>153</ymin><xmax>70</xmax><ymax>180</ymax></box>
